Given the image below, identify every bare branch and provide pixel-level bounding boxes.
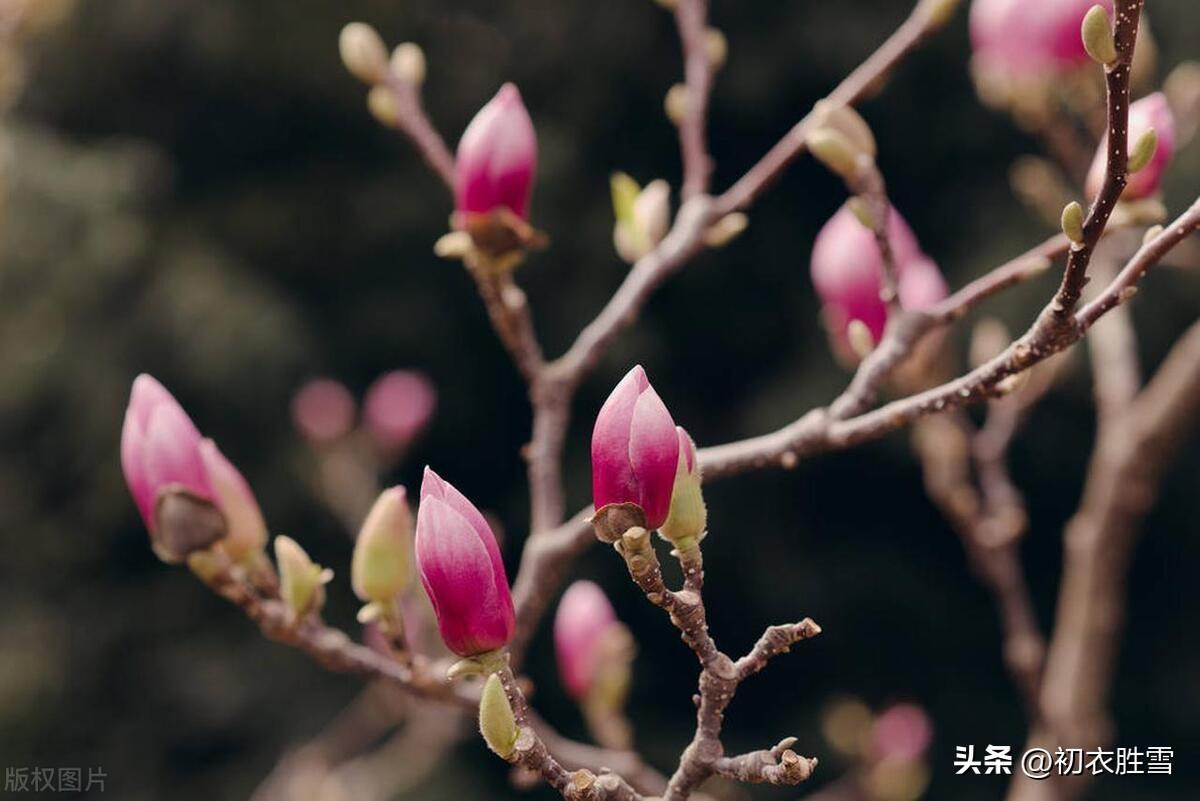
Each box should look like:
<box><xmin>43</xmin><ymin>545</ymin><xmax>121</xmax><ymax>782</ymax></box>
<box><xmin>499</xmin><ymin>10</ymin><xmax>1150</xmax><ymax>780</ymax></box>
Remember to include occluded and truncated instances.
<box><xmin>673</xmin><ymin>0</ymin><xmax>715</xmax><ymax>198</ymax></box>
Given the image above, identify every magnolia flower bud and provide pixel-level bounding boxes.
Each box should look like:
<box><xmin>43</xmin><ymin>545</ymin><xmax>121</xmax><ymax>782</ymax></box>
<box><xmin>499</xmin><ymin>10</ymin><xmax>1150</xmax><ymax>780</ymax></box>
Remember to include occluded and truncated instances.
<box><xmin>275</xmin><ymin>535</ymin><xmax>332</xmax><ymax>620</ymax></box>
<box><xmin>664</xmin><ymin>83</ymin><xmax>689</xmax><ymax>125</ymax></box>
<box><xmin>290</xmin><ymin>378</ymin><xmax>355</xmax><ymax>444</ymax></box>
<box><xmin>122</xmin><ymin>375</ymin><xmax>268</xmax><ymax>564</ymax></box>
<box><xmin>121</xmin><ymin>375</ymin><xmax>212</xmax><ymax>540</ymax></box>
<box><xmin>455</xmin><ymin>83</ymin><xmax>538</xmax><ymax>221</ymax></box>
<box><xmin>1080</xmin><ymin>5</ymin><xmax>1117</xmax><ymax>65</ymax></box>
<box><xmin>970</xmin><ymin>0</ymin><xmax>1112</xmax><ymax>78</ymax></box>
<box><xmin>367</xmin><ymin>85</ymin><xmax>401</xmax><ymax>127</ymax></box>
<box><xmin>415</xmin><ymin>468</ymin><xmax>515</xmax><ymax>657</ymax></box>
<box><xmin>339</xmin><ymin>22</ymin><xmax>389</xmax><ymax>85</ymax></box>
<box><xmin>870</xmin><ymin>703</ymin><xmax>934</xmax><ymax>764</ymax></box>
<box><xmin>810</xmin><ymin>204</ymin><xmax>947</xmax><ymax>360</ymax></box>
<box><xmin>1085</xmin><ymin>92</ymin><xmax>1177</xmax><ymax>201</ymax></box>
<box><xmin>198</xmin><ymin>440</ymin><xmax>267</xmax><ymax>561</ymax></box>
<box><xmin>390</xmin><ymin>42</ymin><xmax>426</xmax><ymax>86</ymax></box>
<box><xmin>703</xmin><ymin>212</ymin><xmax>748</xmax><ymax>248</ymax></box>
<box><xmin>1061</xmin><ymin>201</ymin><xmax>1085</xmax><ymax>243</ymax></box>
<box><xmin>362</xmin><ymin>370</ymin><xmax>437</xmax><ymax>449</ymax></box>
<box><xmin>554</xmin><ymin>581</ymin><xmax>620</xmax><ymax>701</ymax></box>
<box><xmin>611</xmin><ymin>173</ymin><xmax>671</xmax><ymax>263</ymax></box>
<box><xmin>352</xmin><ymin>487</ymin><xmax>414</xmax><ymax>605</ymax></box>
<box><xmin>479</xmin><ymin>673</ymin><xmax>519</xmax><ymax>759</ymax></box>
<box><xmin>705</xmin><ymin>28</ymin><xmax>728</xmax><ymax>69</ymax></box>
<box><xmin>591</xmin><ymin>366</ymin><xmax>680</xmax><ymax>530</ymax></box>
<box><xmin>660</xmin><ymin>427</ymin><xmax>706</xmax><ymax>547</ymax></box>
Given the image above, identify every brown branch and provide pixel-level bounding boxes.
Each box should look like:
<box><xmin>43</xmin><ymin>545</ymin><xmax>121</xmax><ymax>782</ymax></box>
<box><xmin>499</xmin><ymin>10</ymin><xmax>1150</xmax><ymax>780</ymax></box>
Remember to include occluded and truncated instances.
<box><xmin>378</xmin><ymin>70</ymin><xmax>456</xmax><ymax>192</ymax></box>
<box><xmin>712</xmin><ymin>737</ymin><xmax>817</xmax><ymax>785</ymax></box>
<box><xmin>713</xmin><ymin>0</ymin><xmax>954</xmax><ymax>216</ymax></box>
<box><xmin>604</xmin><ymin>526</ymin><xmax>818</xmax><ymax>801</ymax></box>
<box><xmin>1008</xmin><ymin>318</ymin><xmax>1200</xmax><ymax>801</ymax></box>
<box><xmin>673</xmin><ymin>0</ymin><xmax>714</xmax><ymax>198</ymax></box>
<box><xmin>194</xmin><ymin>561</ymin><xmax>673</xmax><ymax>798</ymax></box>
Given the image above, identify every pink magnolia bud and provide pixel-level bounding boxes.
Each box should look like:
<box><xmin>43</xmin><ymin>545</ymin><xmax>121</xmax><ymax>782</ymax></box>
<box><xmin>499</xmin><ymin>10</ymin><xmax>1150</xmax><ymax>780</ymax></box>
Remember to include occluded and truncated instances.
<box><xmin>415</xmin><ymin>467</ymin><xmax>515</xmax><ymax>657</ymax></box>
<box><xmin>363</xmin><ymin>370</ymin><xmax>437</xmax><ymax>449</ymax></box>
<box><xmin>591</xmin><ymin>365</ymin><xmax>680</xmax><ymax>529</ymax></box>
<box><xmin>121</xmin><ymin>374</ymin><xmax>212</xmax><ymax>532</ymax></box>
<box><xmin>1086</xmin><ymin>92</ymin><xmax>1177</xmax><ymax>201</ymax></box>
<box><xmin>198</xmin><ymin>439</ymin><xmax>268</xmax><ymax>560</ymax></box>
<box><xmin>970</xmin><ymin>0</ymin><xmax>1112</xmax><ymax>77</ymax></box>
<box><xmin>554</xmin><ymin>580</ymin><xmax>619</xmax><ymax>701</ymax></box>
<box><xmin>455</xmin><ymin>83</ymin><xmax>538</xmax><ymax>220</ymax></box>
<box><xmin>810</xmin><ymin>204</ymin><xmax>948</xmax><ymax>349</ymax></box>
<box><xmin>290</xmin><ymin>378</ymin><xmax>356</xmax><ymax>444</ymax></box>
<box><xmin>870</xmin><ymin>703</ymin><xmax>933</xmax><ymax>764</ymax></box>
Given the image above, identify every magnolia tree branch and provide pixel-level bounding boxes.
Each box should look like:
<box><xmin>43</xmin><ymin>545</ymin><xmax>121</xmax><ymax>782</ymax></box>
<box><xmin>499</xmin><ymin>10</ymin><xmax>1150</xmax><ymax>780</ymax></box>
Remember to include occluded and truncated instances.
<box><xmin>192</xmin><ymin>559</ymin><xmax>674</xmax><ymax>797</ymax></box>
<box><xmin>604</xmin><ymin>525</ymin><xmax>819</xmax><ymax>801</ymax></box>
<box><xmin>1008</xmin><ymin>318</ymin><xmax>1200</xmax><ymax>801</ymax></box>
<box><xmin>713</xmin><ymin>0</ymin><xmax>953</xmax><ymax>216</ymax></box>
<box><xmin>673</xmin><ymin>0</ymin><xmax>714</xmax><ymax>198</ymax></box>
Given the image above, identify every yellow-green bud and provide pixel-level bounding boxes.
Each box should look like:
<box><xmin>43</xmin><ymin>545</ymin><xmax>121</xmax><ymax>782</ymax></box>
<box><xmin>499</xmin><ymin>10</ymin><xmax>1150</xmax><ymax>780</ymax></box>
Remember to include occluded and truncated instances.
<box><xmin>705</xmin><ymin>28</ymin><xmax>728</xmax><ymax>70</ymax></box>
<box><xmin>665</xmin><ymin>83</ymin><xmax>689</xmax><ymax>125</ymax></box>
<box><xmin>807</xmin><ymin>128</ymin><xmax>861</xmax><ymax>182</ymax></box>
<box><xmin>390</xmin><ymin>42</ymin><xmax>426</xmax><ymax>86</ymax></box>
<box><xmin>1127</xmin><ymin>128</ymin><xmax>1158</xmax><ymax>174</ymax></box>
<box><xmin>1061</xmin><ymin>201</ymin><xmax>1086</xmax><ymax>244</ymax></box>
<box><xmin>339</xmin><ymin>22</ymin><xmax>389</xmax><ymax>84</ymax></box>
<box><xmin>275</xmin><ymin>535</ymin><xmax>332</xmax><ymax>620</ymax></box>
<box><xmin>703</xmin><ymin>212</ymin><xmax>748</xmax><ymax>248</ymax></box>
<box><xmin>660</xmin><ymin>427</ymin><xmax>706</xmax><ymax>547</ymax></box>
<box><xmin>847</xmin><ymin>319</ymin><xmax>876</xmax><ymax>360</ymax></box>
<box><xmin>367</xmin><ymin>85</ymin><xmax>401</xmax><ymax>127</ymax></box>
<box><xmin>1081</xmin><ymin>5</ymin><xmax>1117</xmax><ymax>66</ymax></box>
<box><xmin>919</xmin><ymin>0</ymin><xmax>962</xmax><ymax>30</ymax></box>
<box><xmin>479</xmin><ymin>673</ymin><xmax>519</xmax><ymax>759</ymax></box>
<box><xmin>351</xmin><ymin>486</ymin><xmax>413</xmax><ymax>605</ymax></box>
<box><xmin>612</xmin><ymin>176</ymin><xmax>671</xmax><ymax>263</ymax></box>
<box><xmin>813</xmin><ymin>101</ymin><xmax>877</xmax><ymax>161</ymax></box>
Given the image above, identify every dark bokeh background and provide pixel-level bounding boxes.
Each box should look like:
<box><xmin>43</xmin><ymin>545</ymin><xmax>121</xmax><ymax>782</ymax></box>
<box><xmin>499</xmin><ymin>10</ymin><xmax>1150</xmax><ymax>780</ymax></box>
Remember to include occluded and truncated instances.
<box><xmin>1</xmin><ymin>0</ymin><xmax>1198</xmax><ymax>799</ymax></box>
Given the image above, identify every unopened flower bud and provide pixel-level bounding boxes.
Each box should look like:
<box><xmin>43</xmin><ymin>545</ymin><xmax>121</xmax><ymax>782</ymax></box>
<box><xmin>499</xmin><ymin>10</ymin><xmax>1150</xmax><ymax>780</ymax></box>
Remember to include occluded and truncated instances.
<box><xmin>199</xmin><ymin>440</ymin><xmax>267</xmax><ymax>561</ymax></box>
<box><xmin>846</xmin><ymin>319</ymin><xmax>876</xmax><ymax>360</ymax></box>
<box><xmin>870</xmin><ymin>703</ymin><xmax>934</xmax><ymax>764</ymax></box>
<box><xmin>456</xmin><ymin>83</ymin><xmax>538</xmax><ymax>221</ymax></box>
<box><xmin>416</xmin><ymin>468</ymin><xmax>515</xmax><ymax>656</ymax></box>
<box><xmin>122</xmin><ymin>375</ymin><xmax>270</xmax><ymax>564</ymax></box>
<box><xmin>555</xmin><ymin>581</ymin><xmax>624</xmax><ymax>702</ymax></box>
<box><xmin>352</xmin><ymin>487</ymin><xmax>414</xmax><ymax>605</ymax></box>
<box><xmin>970</xmin><ymin>0</ymin><xmax>1112</xmax><ymax>76</ymax></box>
<box><xmin>390</xmin><ymin>42</ymin><xmax>426</xmax><ymax>86</ymax></box>
<box><xmin>660</xmin><ymin>427</ymin><xmax>706</xmax><ymax>547</ymax></box>
<box><xmin>664</xmin><ymin>83</ymin><xmax>689</xmax><ymax>125</ymax></box>
<box><xmin>703</xmin><ymin>212</ymin><xmax>748</xmax><ymax>247</ymax></box>
<box><xmin>363</xmin><ymin>370</ymin><xmax>437</xmax><ymax>449</ymax></box>
<box><xmin>1061</xmin><ymin>201</ymin><xmax>1085</xmax><ymax>243</ymax></box>
<box><xmin>479</xmin><ymin>673</ymin><xmax>519</xmax><ymax>759</ymax></box>
<box><xmin>920</xmin><ymin>0</ymin><xmax>962</xmax><ymax>29</ymax></box>
<box><xmin>367</xmin><ymin>85</ymin><xmax>400</xmax><ymax>127</ymax></box>
<box><xmin>1080</xmin><ymin>4</ymin><xmax>1116</xmax><ymax>66</ymax></box>
<box><xmin>705</xmin><ymin>28</ymin><xmax>728</xmax><ymax>70</ymax></box>
<box><xmin>290</xmin><ymin>378</ymin><xmax>355</xmax><ymax>444</ymax></box>
<box><xmin>813</xmin><ymin>101</ymin><xmax>877</xmax><ymax>161</ymax></box>
<box><xmin>807</xmin><ymin>128</ymin><xmax>861</xmax><ymax>182</ymax></box>
<box><xmin>612</xmin><ymin>174</ymin><xmax>671</xmax><ymax>263</ymax></box>
<box><xmin>591</xmin><ymin>366</ymin><xmax>680</xmax><ymax>530</ymax></box>
<box><xmin>1085</xmin><ymin>93</ymin><xmax>1177</xmax><ymax>201</ymax></box>
<box><xmin>275</xmin><ymin>535</ymin><xmax>332</xmax><ymax>620</ymax></box>
<box><xmin>339</xmin><ymin>22</ymin><xmax>389</xmax><ymax>85</ymax></box>
<box><xmin>811</xmin><ymin>204</ymin><xmax>946</xmax><ymax>363</ymax></box>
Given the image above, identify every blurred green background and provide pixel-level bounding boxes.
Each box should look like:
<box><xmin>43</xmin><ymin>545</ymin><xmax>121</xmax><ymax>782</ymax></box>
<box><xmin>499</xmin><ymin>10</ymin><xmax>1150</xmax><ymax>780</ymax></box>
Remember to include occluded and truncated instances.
<box><xmin>1</xmin><ymin>0</ymin><xmax>1198</xmax><ymax>799</ymax></box>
